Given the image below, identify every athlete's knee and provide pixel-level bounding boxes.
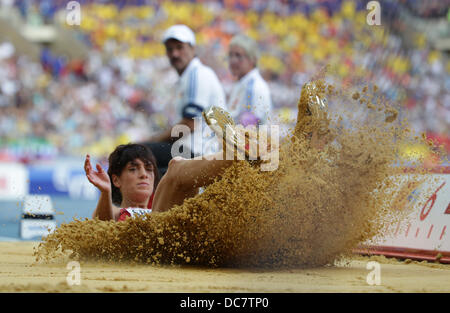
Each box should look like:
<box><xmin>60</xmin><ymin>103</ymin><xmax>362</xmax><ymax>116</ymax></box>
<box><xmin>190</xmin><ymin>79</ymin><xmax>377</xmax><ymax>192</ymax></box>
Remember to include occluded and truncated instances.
<box><xmin>167</xmin><ymin>156</ymin><xmax>187</xmax><ymax>176</ymax></box>
<box><xmin>164</xmin><ymin>157</ymin><xmax>190</xmax><ymax>191</ymax></box>
<box><xmin>168</xmin><ymin>156</ymin><xmax>185</xmax><ymax>167</ymax></box>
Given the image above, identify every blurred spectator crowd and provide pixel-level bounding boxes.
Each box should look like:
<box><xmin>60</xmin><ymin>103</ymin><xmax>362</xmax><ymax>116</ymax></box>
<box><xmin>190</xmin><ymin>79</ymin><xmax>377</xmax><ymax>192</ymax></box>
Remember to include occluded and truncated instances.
<box><xmin>398</xmin><ymin>0</ymin><xmax>449</xmax><ymax>18</ymax></box>
<box><xmin>0</xmin><ymin>0</ymin><xmax>448</xmax><ymax>162</ymax></box>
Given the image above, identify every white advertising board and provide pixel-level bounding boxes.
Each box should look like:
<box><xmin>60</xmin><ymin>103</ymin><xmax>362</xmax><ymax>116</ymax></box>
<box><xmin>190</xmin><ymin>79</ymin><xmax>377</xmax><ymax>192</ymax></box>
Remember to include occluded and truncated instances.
<box><xmin>356</xmin><ymin>170</ymin><xmax>450</xmax><ymax>263</ymax></box>
<box><xmin>0</xmin><ymin>163</ymin><xmax>28</xmax><ymax>200</ymax></box>
<box><xmin>20</xmin><ymin>195</ymin><xmax>56</xmax><ymax>240</ymax></box>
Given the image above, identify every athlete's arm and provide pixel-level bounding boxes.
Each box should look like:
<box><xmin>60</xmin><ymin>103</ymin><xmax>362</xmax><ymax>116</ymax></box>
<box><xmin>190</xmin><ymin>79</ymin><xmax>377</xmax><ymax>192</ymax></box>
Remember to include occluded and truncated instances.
<box><xmin>84</xmin><ymin>155</ymin><xmax>120</xmax><ymax>221</ymax></box>
<box><xmin>92</xmin><ymin>189</ymin><xmax>120</xmax><ymax>221</ymax></box>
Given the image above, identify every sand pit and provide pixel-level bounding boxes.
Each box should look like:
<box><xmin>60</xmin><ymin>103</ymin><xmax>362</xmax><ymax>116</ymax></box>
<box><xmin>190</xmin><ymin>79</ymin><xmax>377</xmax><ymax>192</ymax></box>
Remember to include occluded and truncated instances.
<box><xmin>12</xmin><ymin>80</ymin><xmax>447</xmax><ymax>294</ymax></box>
<box><xmin>1</xmin><ymin>242</ymin><xmax>449</xmax><ymax>292</ymax></box>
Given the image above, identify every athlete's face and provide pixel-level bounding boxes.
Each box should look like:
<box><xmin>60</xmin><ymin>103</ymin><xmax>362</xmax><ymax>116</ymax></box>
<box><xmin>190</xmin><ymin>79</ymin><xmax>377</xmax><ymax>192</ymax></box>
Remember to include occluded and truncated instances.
<box><xmin>112</xmin><ymin>158</ymin><xmax>155</xmax><ymax>205</ymax></box>
<box><xmin>228</xmin><ymin>45</ymin><xmax>255</xmax><ymax>80</ymax></box>
<box><xmin>165</xmin><ymin>39</ymin><xmax>195</xmax><ymax>75</ymax></box>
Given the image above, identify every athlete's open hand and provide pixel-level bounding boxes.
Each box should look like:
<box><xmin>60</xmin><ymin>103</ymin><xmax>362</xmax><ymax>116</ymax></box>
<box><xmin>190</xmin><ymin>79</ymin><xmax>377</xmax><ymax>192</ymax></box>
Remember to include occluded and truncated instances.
<box><xmin>84</xmin><ymin>154</ymin><xmax>111</xmax><ymax>193</ymax></box>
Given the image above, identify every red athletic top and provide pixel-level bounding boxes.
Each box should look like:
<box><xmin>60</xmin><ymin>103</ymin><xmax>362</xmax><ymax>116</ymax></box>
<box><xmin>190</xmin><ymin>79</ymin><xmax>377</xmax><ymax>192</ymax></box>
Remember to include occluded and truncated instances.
<box><xmin>117</xmin><ymin>193</ymin><xmax>154</xmax><ymax>222</ymax></box>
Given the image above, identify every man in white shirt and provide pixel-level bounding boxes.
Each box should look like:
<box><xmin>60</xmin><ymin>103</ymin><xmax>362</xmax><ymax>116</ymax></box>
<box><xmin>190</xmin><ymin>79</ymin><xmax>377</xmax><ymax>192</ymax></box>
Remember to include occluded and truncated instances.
<box><xmin>143</xmin><ymin>25</ymin><xmax>226</xmax><ymax>174</ymax></box>
<box><xmin>227</xmin><ymin>34</ymin><xmax>272</xmax><ymax>127</ymax></box>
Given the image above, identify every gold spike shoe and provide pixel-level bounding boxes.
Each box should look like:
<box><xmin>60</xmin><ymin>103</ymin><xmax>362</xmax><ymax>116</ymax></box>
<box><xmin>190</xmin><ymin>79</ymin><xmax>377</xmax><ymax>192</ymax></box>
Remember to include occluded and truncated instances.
<box><xmin>202</xmin><ymin>106</ymin><xmax>266</xmax><ymax>164</ymax></box>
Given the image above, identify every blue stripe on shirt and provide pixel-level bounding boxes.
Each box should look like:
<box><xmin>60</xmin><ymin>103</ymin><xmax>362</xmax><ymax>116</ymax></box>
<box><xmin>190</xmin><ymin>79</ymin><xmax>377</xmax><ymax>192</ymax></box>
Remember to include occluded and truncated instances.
<box><xmin>188</xmin><ymin>67</ymin><xmax>197</xmax><ymax>104</ymax></box>
<box><xmin>246</xmin><ymin>78</ymin><xmax>255</xmax><ymax>111</ymax></box>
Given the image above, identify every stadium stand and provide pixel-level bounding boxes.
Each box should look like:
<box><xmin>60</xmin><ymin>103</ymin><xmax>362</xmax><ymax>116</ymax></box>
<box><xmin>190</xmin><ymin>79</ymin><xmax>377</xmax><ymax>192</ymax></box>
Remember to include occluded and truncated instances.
<box><xmin>0</xmin><ymin>0</ymin><xmax>448</xmax><ymax>163</ymax></box>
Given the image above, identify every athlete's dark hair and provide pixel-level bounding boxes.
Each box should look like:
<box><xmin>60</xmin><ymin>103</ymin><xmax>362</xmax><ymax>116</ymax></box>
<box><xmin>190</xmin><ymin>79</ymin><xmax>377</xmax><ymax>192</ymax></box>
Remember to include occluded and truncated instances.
<box><xmin>107</xmin><ymin>143</ymin><xmax>159</xmax><ymax>206</ymax></box>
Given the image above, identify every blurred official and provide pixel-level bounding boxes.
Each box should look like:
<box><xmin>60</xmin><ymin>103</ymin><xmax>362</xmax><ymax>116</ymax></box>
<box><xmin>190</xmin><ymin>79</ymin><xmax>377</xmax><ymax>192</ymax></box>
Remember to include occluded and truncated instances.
<box><xmin>143</xmin><ymin>25</ymin><xmax>227</xmax><ymax>173</ymax></box>
<box><xmin>227</xmin><ymin>34</ymin><xmax>272</xmax><ymax>127</ymax></box>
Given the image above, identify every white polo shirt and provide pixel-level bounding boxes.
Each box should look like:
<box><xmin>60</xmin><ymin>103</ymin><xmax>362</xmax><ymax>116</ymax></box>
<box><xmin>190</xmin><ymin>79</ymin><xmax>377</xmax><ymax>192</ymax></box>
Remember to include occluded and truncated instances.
<box><xmin>173</xmin><ymin>57</ymin><xmax>227</xmax><ymax>156</ymax></box>
<box><xmin>228</xmin><ymin>68</ymin><xmax>272</xmax><ymax>125</ymax></box>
